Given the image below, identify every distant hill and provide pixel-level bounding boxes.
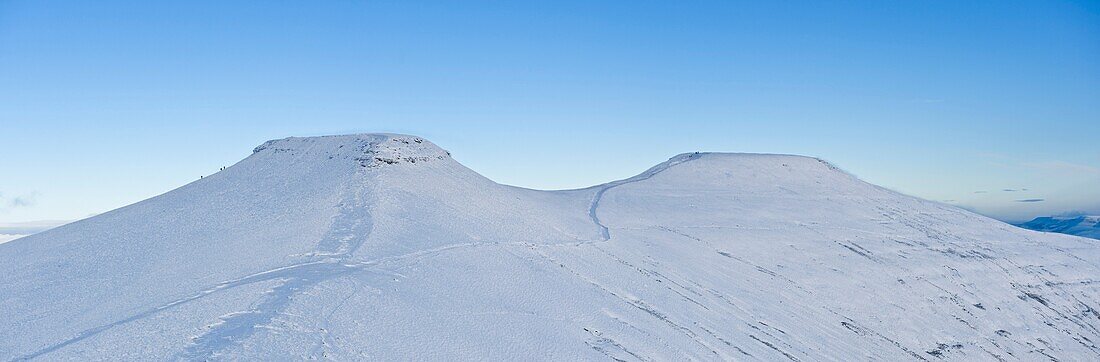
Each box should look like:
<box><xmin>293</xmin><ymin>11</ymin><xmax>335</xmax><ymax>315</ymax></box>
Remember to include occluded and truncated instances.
<box><xmin>1017</xmin><ymin>215</ymin><xmax>1100</xmax><ymax>240</ymax></box>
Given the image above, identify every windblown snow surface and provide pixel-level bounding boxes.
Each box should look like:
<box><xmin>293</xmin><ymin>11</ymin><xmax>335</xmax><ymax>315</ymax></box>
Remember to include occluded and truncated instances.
<box><xmin>1</xmin><ymin>134</ymin><xmax>1098</xmax><ymax>361</ymax></box>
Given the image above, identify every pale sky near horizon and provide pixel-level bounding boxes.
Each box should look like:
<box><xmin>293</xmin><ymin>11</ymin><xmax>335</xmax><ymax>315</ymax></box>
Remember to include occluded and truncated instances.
<box><xmin>1</xmin><ymin>1</ymin><xmax>1098</xmax><ymax>224</ymax></box>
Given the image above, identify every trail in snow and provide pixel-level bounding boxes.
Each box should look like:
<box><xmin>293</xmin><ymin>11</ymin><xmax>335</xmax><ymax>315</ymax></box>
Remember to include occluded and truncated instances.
<box><xmin>19</xmin><ymin>185</ymin><xmax>378</xmax><ymax>360</ymax></box>
<box><xmin>20</xmin><ymin>238</ymin><xmax>565</xmax><ymax>360</ymax></box>
<box><xmin>17</xmin><ymin>258</ymin><xmax>333</xmax><ymax>360</ymax></box>
<box><xmin>588</xmin><ymin>153</ymin><xmax>703</xmax><ymax>240</ymax></box>
<box><xmin>180</xmin><ymin>185</ymin><xmax>375</xmax><ymax>359</ymax></box>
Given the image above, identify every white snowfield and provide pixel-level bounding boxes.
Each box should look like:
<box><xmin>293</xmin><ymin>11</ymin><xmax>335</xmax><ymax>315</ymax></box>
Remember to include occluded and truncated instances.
<box><xmin>1</xmin><ymin>134</ymin><xmax>1098</xmax><ymax>361</ymax></box>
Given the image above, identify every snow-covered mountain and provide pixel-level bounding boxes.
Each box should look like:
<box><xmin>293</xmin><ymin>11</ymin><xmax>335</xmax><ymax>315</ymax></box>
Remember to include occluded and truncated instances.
<box><xmin>1018</xmin><ymin>215</ymin><xmax>1100</xmax><ymax>240</ymax></box>
<box><xmin>1</xmin><ymin>134</ymin><xmax>1098</xmax><ymax>360</ymax></box>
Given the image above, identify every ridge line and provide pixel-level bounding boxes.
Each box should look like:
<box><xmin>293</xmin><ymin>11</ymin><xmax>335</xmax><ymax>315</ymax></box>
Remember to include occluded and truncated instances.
<box><xmin>588</xmin><ymin>153</ymin><xmax>704</xmax><ymax>240</ymax></box>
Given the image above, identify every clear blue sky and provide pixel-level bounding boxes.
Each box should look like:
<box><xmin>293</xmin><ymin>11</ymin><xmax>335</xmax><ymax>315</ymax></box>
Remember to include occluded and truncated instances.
<box><xmin>1</xmin><ymin>1</ymin><xmax>1098</xmax><ymax>223</ymax></box>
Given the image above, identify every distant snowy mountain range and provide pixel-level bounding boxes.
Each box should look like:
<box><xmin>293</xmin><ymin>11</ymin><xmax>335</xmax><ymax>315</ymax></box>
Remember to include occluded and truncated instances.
<box><xmin>0</xmin><ymin>235</ymin><xmax>21</xmax><ymax>244</ymax></box>
<box><xmin>0</xmin><ymin>220</ymin><xmax>69</xmax><ymax>244</ymax></box>
<box><xmin>1</xmin><ymin>134</ymin><xmax>1097</xmax><ymax>360</ymax></box>
<box><xmin>1017</xmin><ymin>215</ymin><xmax>1100</xmax><ymax>240</ymax></box>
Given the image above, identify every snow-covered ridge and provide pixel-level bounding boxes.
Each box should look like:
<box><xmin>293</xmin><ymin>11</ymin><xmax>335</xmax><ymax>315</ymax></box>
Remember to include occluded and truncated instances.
<box><xmin>2</xmin><ymin>133</ymin><xmax>1098</xmax><ymax>360</ymax></box>
<box><xmin>252</xmin><ymin>134</ymin><xmax>841</xmax><ymax>180</ymax></box>
<box><xmin>252</xmin><ymin>133</ymin><xmax>451</xmax><ymax>168</ymax></box>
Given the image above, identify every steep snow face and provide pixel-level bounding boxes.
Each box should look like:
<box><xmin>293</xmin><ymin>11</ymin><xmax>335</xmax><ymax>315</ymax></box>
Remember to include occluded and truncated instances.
<box><xmin>1</xmin><ymin>135</ymin><xmax>1098</xmax><ymax>361</ymax></box>
<box><xmin>1018</xmin><ymin>216</ymin><xmax>1100</xmax><ymax>240</ymax></box>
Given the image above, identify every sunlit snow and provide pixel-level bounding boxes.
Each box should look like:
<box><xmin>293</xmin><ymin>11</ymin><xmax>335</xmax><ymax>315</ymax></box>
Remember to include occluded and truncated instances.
<box><xmin>1</xmin><ymin>134</ymin><xmax>1097</xmax><ymax>360</ymax></box>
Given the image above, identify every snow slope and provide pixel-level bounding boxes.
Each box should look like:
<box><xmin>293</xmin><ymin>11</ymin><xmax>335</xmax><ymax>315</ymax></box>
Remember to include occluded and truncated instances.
<box><xmin>1</xmin><ymin>134</ymin><xmax>1098</xmax><ymax>361</ymax></box>
<box><xmin>1018</xmin><ymin>216</ymin><xmax>1100</xmax><ymax>240</ymax></box>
